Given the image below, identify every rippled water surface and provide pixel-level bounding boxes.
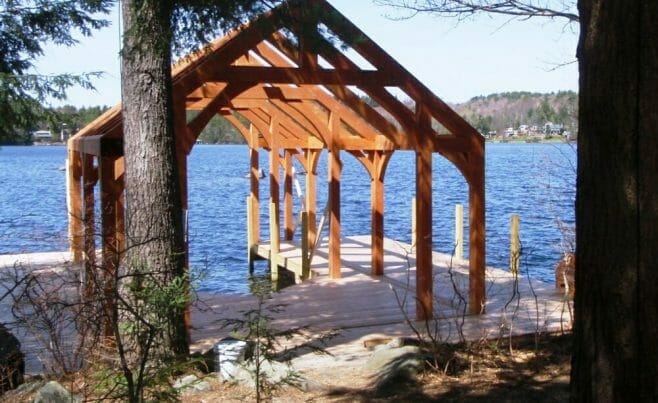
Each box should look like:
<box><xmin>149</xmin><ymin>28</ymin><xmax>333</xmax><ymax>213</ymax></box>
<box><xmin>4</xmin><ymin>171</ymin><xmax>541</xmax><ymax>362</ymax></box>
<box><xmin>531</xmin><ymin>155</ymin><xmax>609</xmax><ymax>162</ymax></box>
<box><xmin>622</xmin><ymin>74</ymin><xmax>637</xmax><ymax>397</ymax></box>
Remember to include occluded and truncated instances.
<box><xmin>0</xmin><ymin>143</ymin><xmax>575</xmax><ymax>293</ymax></box>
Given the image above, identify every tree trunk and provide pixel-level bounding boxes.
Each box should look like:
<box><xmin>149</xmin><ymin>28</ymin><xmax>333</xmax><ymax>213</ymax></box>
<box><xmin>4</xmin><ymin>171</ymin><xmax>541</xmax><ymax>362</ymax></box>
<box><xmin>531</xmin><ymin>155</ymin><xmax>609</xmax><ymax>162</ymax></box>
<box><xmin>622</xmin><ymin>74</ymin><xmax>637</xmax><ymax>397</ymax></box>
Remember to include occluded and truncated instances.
<box><xmin>121</xmin><ymin>0</ymin><xmax>188</xmax><ymax>359</ymax></box>
<box><xmin>572</xmin><ymin>1</ymin><xmax>658</xmax><ymax>400</ymax></box>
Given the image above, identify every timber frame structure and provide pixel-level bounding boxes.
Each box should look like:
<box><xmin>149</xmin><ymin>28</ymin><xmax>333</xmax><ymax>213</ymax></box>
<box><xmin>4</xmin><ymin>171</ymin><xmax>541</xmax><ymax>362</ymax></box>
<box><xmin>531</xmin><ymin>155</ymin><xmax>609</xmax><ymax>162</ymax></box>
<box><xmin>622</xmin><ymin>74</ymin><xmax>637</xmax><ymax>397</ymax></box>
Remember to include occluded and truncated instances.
<box><xmin>67</xmin><ymin>0</ymin><xmax>485</xmax><ymax>319</ymax></box>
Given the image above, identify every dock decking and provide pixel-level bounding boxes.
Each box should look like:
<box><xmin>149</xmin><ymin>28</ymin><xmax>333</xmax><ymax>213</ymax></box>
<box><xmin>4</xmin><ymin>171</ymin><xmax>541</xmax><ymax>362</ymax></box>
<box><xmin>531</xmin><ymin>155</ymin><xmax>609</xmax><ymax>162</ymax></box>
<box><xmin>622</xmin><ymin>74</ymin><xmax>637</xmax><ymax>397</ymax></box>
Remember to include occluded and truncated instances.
<box><xmin>0</xmin><ymin>239</ymin><xmax>572</xmax><ymax>374</ymax></box>
<box><xmin>191</xmin><ymin>235</ymin><xmax>572</xmax><ymax>355</ymax></box>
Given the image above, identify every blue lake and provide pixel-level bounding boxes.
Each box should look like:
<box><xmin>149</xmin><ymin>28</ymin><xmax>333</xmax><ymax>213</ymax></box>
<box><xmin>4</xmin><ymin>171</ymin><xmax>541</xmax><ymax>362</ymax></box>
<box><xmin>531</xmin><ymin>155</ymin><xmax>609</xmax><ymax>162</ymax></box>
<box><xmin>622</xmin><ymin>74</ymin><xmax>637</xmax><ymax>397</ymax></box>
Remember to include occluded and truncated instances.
<box><xmin>0</xmin><ymin>143</ymin><xmax>575</xmax><ymax>293</ymax></box>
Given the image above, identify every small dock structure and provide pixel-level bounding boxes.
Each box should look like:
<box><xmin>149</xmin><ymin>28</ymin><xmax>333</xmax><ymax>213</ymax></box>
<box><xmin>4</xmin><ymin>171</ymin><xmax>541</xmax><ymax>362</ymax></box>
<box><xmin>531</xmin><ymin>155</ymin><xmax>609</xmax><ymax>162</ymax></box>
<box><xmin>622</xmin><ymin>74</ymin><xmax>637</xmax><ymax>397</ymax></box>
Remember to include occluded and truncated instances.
<box><xmin>1</xmin><ymin>248</ymin><xmax>569</xmax><ymax>375</ymax></box>
<box><xmin>66</xmin><ymin>0</ymin><xmax>485</xmax><ymax>320</ymax></box>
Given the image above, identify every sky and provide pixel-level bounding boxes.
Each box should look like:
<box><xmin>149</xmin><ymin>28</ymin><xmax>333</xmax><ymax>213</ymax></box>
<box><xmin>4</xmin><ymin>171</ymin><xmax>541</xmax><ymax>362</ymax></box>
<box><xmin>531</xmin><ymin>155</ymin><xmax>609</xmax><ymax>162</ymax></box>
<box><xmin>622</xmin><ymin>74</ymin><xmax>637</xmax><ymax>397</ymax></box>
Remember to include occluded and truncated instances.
<box><xmin>35</xmin><ymin>1</ymin><xmax>579</xmax><ymax>108</ymax></box>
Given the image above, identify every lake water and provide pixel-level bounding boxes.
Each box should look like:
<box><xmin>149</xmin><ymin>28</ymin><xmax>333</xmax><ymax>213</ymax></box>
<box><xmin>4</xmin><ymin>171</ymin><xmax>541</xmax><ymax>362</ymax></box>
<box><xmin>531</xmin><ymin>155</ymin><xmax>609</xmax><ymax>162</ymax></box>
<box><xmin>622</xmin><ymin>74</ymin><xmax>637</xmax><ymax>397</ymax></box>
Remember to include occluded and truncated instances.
<box><xmin>0</xmin><ymin>143</ymin><xmax>575</xmax><ymax>293</ymax></box>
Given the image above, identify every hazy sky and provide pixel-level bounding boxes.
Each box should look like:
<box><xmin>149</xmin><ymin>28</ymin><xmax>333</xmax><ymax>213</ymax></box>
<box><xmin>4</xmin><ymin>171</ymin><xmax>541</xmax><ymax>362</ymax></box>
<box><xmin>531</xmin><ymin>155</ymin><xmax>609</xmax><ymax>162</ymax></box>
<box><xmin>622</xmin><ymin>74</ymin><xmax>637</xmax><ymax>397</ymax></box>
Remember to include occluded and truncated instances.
<box><xmin>35</xmin><ymin>0</ymin><xmax>579</xmax><ymax>107</ymax></box>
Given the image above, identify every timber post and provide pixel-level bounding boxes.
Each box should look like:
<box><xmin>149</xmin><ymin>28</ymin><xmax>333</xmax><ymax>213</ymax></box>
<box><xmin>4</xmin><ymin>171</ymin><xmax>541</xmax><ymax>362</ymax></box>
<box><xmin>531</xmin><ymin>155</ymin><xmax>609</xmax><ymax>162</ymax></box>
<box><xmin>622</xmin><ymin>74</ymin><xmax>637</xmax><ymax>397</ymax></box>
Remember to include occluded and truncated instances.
<box><xmin>411</xmin><ymin>197</ymin><xmax>417</xmax><ymax>249</ymax></box>
<box><xmin>370</xmin><ymin>150</ymin><xmax>389</xmax><ymax>276</ymax></box>
<box><xmin>301</xmin><ymin>211</ymin><xmax>310</xmax><ymax>280</ymax></box>
<box><xmin>415</xmin><ymin>147</ymin><xmax>433</xmax><ymax>320</ymax></box>
<box><xmin>328</xmin><ymin>111</ymin><xmax>342</xmax><ymax>278</ymax></box>
<box><xmin>269</xmin><ymin>201</ymin><xmax>280</xmax><ymax>281</ymax></box>
<box><xmin>67</xmin><ymin>148</ymin><xmax>84</xmax><ymax>263</ymax></box>
<box><xmin>284</xmin><ymin>150</ymin><xmax>294</xmax><ymax>241</ymax></box>
<box><xmin>455</xmin><ymin>203</ymin><xmax>464</xmax><ymax>260</ymax></box>
<box><xmin>468</xmin><ymin>160</ymin><xmax>486</xmax><ymax>315</ymax></box>
<box><xmin>81</xmin><ymin>153</ymin><xmax>96</xmax><ymax>298</ymax></box>
<box><xmin>247</xmin><ymin>195</ymin><xmax>255</xmax><ymax>272</ymax></box>
<box><xmin>249</xmin><ymin>144</ymin><xmax>260</xmax><ymax>244</ymax></box>
<box><xmin>305</xmin><ymin>149</ymin><xmax>319</xmax><ymax>258</ymax></box>
<box><xmin>510</xmin><ymin>214</ymin><xmax>520</xmax><ymax>274</ymax></box>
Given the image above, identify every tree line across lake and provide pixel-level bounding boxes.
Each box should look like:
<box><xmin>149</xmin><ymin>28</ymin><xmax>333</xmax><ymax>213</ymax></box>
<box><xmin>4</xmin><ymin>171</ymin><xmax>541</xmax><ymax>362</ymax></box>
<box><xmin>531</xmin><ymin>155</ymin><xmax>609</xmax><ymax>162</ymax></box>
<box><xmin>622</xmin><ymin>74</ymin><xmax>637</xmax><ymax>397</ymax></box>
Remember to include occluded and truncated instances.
<box><xmin>5</xmin><ymin>91</ymin><xmax>577</xmax><ymax>145</ymax></box>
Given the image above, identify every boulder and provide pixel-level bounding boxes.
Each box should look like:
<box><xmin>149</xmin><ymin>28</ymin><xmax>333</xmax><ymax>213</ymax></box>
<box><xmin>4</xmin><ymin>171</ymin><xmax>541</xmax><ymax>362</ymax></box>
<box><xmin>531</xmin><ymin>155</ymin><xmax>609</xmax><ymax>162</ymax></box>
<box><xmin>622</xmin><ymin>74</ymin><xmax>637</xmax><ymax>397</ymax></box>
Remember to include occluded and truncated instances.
<box><xmin>173</xmin><ymin>374</ymin><xmax>211</xmax><ymax>393</ymax></box>
<box><xmin>33</xmin><ymin>381</ymin><xmax>79</xmax><ymax>403</ymax></box>
<box><xmin>366</xmin><ymin>344</ymin><xmax>427</xmax><ymax>394</ymax></box>
<box><xmin>0</xmin><ymin>323</ymin><xmax>24</xmax><ymax>394</ymax></box>
<box><xmin>232</xmin><ymin>359</ymin><xmax>300</xmax><ymax>388</ymax></box>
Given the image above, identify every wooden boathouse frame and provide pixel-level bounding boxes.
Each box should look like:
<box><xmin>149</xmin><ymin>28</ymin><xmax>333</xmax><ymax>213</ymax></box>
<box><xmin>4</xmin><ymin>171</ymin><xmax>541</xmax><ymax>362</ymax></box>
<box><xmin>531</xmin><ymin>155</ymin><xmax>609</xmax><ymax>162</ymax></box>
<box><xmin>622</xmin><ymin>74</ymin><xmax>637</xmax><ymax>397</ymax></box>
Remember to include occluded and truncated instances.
<box><xmin>66</xmin><ymin>0</ymin><xmax>485</xmax><ymax>319</ymax></box>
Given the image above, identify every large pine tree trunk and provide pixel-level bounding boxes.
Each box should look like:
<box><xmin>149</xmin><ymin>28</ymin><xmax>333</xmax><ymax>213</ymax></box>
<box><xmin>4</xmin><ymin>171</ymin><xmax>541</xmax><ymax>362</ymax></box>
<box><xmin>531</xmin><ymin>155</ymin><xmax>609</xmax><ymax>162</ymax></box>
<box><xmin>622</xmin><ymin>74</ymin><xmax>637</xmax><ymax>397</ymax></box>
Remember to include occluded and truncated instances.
<box><xmin>120</xmin><ymin>0</ymin><xmax>188</xmax><ymax>359</ymax></box>
<box><xmin>572</xmin><ymin>1</ymin><xmax>658</xmax><ymax>400</ymax></box>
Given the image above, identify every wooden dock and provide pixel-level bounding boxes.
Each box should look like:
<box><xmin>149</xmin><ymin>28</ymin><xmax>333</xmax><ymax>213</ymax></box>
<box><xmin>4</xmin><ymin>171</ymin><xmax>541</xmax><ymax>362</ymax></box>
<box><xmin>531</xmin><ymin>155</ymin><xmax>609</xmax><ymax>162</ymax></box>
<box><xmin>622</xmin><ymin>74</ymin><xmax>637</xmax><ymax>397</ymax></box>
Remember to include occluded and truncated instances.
<box><xmin>0</xmin><ymin>242</ymin><xmax>572</xmax><ymax>374</ymax></box>
<box><xmin>191</xmin><ymin>235</ymin><xmax>572</xmax><ymax>355</ymax></box>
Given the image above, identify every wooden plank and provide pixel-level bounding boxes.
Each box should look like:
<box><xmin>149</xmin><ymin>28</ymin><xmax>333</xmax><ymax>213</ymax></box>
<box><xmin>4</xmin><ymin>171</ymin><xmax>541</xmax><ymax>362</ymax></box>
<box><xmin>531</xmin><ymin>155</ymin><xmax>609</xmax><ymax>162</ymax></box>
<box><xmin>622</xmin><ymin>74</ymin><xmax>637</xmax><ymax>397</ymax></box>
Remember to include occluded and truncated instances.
<box><xmin>70</xmin><ymin>135</ymin><xmax>123</xmax><ymax>157</ymax></box>
<box><xmin>209</xmin><ymin>66</ymin><xmax>402</xmax><ymax>86</ymax></box>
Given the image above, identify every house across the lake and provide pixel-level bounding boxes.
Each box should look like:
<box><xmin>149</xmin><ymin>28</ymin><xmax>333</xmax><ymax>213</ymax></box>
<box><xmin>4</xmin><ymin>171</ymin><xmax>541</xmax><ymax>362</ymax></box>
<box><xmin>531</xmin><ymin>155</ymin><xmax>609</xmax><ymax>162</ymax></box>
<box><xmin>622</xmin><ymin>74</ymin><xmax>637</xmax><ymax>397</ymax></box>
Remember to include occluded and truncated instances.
<box><xmin>32</xmin><ymin>130</ymin><xmax>52</xmax><ymax>140</ymax></box>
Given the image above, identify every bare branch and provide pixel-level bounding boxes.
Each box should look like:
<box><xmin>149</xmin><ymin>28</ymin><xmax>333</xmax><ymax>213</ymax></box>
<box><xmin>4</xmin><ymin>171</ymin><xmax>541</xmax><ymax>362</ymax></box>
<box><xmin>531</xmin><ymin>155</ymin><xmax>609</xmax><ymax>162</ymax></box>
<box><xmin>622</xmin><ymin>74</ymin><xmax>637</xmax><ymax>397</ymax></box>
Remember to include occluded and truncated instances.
<box><xmin>374</xmin><ymin>0</ymin><xmax>579</xmax><ymax>22</ymax></box>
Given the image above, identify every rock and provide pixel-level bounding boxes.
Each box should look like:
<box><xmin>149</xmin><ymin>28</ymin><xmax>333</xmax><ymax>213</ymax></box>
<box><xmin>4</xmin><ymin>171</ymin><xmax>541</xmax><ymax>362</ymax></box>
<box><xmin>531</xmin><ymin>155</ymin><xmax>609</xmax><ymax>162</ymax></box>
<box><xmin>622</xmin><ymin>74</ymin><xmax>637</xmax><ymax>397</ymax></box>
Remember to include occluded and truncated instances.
<box><xmin>0</xmin><ymin>323</ymin><xmax>24</xmax><ymax>394</ymax></box>
<box><xmin>366</xmin><ymin>345</ymin><xmax>423</xmax><ymax>372</ymax></box>
<box><xmin>366</xmin><ymin>345</ymin><xmax>426</xmax><ymax>392</ymax></box>
<box><xmin>233</xmin><ymin>360</ymin><xmax>298</xmax><ymax>386</ymax></box>
<box><xmin>33</xmin><ymin>381</ymin><xmax>79</xmax><ymax>403</ymax></box>
<box><xmin>173</xmin><ymin>374</ymin><xmax>211</xmax><ymax>393</ymax></box>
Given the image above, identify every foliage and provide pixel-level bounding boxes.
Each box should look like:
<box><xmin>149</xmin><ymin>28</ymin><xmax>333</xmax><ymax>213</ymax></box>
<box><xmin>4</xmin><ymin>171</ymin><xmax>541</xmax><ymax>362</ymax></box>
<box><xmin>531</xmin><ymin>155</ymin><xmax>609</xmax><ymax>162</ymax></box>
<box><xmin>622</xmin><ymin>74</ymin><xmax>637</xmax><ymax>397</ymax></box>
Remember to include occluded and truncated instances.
<box><xmin>0</xmin><ymin>0</ymin><xmax>113</xmax><ymax>144</ymax></box>
<box><xmin>192</xmin><ymin>112</ymin><xmax>245</xmax><ymax>144</ymax></box>
<box><xmin>223</xmin><ymin>278</ymin><xmax>300</xmax><ymax>402</ymax></box>
<box><xmin>0</xmin><ymin>257</ymin><xmax>200</xmax><ymax>401</ymax></box>
<box><xmin>48</xmin><ymin>104</ymin><xmax>110</xmax><ymax>134</ymax></box>
<box><xmin>222</xmin><ymin>276</ymin><xmax>335</xmax><ymax>402</ymax></box>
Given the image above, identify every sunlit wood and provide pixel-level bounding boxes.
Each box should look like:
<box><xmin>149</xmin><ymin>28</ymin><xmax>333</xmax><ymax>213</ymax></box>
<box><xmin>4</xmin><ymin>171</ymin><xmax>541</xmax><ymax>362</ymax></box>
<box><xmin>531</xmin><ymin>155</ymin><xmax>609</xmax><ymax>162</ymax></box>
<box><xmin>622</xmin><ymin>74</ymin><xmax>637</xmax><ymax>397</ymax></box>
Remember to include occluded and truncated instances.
<box><xmin>68</xmin><ymin>0</ymin><xmax>486</xmax><ymax>320</ymax></box>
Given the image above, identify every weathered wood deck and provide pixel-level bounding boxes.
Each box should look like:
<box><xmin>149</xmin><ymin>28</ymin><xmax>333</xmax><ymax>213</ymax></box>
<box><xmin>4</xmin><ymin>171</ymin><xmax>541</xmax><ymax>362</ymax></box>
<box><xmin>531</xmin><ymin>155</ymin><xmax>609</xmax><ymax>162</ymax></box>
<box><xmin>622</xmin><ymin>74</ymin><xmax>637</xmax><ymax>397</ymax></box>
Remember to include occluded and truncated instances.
<box><xmin>191</xmin><ymin>235</ymin><xmax>572</xmax><ymax>358</ymax></box>
<box><xmin>0</xmin><ymin>241</ymin><xmax>572</xmax><ymax>374</ymax></box>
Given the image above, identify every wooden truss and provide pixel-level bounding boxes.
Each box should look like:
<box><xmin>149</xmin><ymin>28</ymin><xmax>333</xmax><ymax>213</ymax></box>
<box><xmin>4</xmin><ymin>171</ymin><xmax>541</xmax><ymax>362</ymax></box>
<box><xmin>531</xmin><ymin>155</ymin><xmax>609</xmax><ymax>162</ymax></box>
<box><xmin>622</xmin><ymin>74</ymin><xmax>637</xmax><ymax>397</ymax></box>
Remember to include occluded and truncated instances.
<box><xmin>67</xmin><ymin>0</ymin><xmax>485</xmax><ymax>319</ymax></box>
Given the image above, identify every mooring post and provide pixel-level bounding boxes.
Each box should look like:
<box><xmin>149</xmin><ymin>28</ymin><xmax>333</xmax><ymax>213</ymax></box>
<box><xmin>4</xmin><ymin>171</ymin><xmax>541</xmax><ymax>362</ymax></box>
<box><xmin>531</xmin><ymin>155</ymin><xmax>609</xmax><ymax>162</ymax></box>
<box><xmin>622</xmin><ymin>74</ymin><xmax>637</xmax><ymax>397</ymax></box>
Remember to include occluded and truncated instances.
<box><xmin>510</xmin><ymin>214</ymin><xmax>520</xmax><ymax>274</ymax></box>
<box><xmin>247</xmin><ymin>196</ymin><xmax>255</xmax><ymax>273</ymax></box>
<box><xmin>301</xmin><ymin>211</ymin><xmax>310</xmax><ymax>281</ymax></box>
<box><xmin>269</xmin><ymin>201</ymin><xmax>280</xmax><ymax>281</ymax></box>
<box><xmin>455</xmin><ymin>203</ymin><xmax>464</xmax><ymax>260</ymax></box>
<box><xmin>411</xmin><ymin>197</ymin><xmax>417</xmax><ymax>249</ymax></box>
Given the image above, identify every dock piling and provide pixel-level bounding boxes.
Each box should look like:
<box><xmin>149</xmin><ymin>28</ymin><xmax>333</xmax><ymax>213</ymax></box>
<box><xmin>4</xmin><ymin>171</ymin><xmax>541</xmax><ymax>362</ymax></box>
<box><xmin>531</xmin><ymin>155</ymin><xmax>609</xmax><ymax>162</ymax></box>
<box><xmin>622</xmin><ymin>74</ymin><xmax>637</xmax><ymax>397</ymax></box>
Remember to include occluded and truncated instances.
<box><xmin>510</xmin><ymin>214</ymin><xmax>520</xmax><ymax>274</ymax></box>
<box><xmin>269</xmin><ymin>201</ymin><xmax>280</xmax><ymax>281</ymax></box>
<box><xmin>455</xmin><ymin>203</ymin><xmax>464</xmax><ymax>260</ymax></box>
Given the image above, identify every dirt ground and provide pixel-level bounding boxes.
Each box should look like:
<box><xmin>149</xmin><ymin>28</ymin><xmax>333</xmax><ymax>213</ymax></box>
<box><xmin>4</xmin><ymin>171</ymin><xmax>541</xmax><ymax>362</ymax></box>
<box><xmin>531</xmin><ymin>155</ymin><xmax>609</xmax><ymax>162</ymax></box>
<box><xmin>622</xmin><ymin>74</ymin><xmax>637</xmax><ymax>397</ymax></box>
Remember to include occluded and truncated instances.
<box><xmin>2</xmin><ymin>333</ymin><xmax>571</xmax><ymax>402</ymax></box>
<box><xmin>183</xmin><ymin>333</ymin><xmax>572</xmax><ymax>402</ymax></box>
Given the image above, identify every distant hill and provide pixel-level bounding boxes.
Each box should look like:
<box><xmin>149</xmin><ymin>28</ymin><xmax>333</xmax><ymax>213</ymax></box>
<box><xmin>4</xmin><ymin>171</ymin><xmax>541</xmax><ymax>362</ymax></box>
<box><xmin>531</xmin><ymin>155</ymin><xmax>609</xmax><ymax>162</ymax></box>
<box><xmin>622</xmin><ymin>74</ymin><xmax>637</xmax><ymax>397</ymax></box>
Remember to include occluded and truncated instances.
<box><xmin>48</xmin><ymin>92</ymin><xmax>577</xmax><ymax>146</ymax></box>
<box><xmin>451</xmin><ymin>91</ymin><xmax>578</xmax><ymax>137</ymax></box>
